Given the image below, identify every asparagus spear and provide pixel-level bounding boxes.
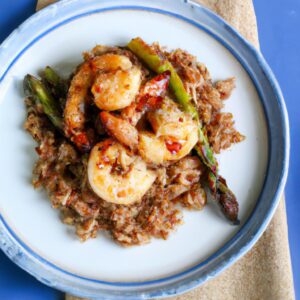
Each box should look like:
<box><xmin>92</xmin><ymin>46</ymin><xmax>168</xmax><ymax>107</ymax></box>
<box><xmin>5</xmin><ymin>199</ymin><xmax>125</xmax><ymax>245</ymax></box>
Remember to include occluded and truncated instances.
<box><xmin>44</xmin><ymin>66</ymin><xmax>67</xmax><ymax>95</ymax></box>
<box><xmin>24</xmin><ymin>74</ymin><xmax>63</xmax><ymax>130</ymax></box>
<box><xmin>128</xmin><ymin>37</ymin><xmax>239</xmax><ymax>224</ymax></box>
<box><xmin>43</xmin><ymin>66</ymin><xmax>68</xmax><ymax>109</ymax></box>
<box><xmin>217</xmin><ymin>176</ymin><xmax>239</xmax><ymax>224</ymax></box>
<box><xmin>44</xmin><ymin>66</ymin><xmax>61</xmax><ymax>86</ymax></box>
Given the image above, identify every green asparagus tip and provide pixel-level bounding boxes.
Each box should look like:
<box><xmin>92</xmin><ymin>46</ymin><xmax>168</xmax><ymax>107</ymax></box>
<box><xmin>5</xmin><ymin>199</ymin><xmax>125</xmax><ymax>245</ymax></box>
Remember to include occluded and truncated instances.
<box><xmin>24</xmin><ymin>74</ymin><xmax>63</xmax><ymax>130</ymax></box>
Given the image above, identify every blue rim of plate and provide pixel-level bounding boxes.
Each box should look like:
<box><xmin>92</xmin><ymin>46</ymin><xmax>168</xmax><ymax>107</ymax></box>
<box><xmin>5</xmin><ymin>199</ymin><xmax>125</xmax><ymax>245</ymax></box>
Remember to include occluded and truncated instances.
<box><xmin>0</xmin><ymin>0</ymin><xmax>289</xmax><ymax>299</ymax></box>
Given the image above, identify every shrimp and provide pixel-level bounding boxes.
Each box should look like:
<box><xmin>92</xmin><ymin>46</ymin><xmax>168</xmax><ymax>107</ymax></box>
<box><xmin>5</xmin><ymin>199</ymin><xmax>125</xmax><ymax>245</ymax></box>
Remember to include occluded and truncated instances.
<box><xmin>64</xmin><ymin>53</ymin><xmax>142</xmax><ymax>151</ymax></box>
<box><xmin>64</xmin><ymin>62</ymin><xmax>94</xmax><ymax>152</ymax></box>
<box><xmin>138</xmin><ymin>129</ymin><xmax>198</xmax><ymax>164</ymax></box>
<box><xmin>100</xmin><ymin>98</ymin><xmax>198</xmax><ymax>165</ymax></box>
<box><xmin>147</xmin><ymin>97</ymin><xmax>199</xmax><ymax>140</ymax></box>
<box><xmin>139</xmin><ymin>98</ymin><xmax>198</xmax><ymax>164</ymax></box>
<box><xmin>99</xmin><ymin>111</ymin><xmax>138</xmax><ymax>150</ymax></box>
<box><xmin>91</xmin><ymin>66</ymin><xmax>141</xmax><ymax>111</ymax></box>
<box><xmin>87</xmin><ymin>139</ymin><xmax>157</xmax><ymax>205</ymax></box>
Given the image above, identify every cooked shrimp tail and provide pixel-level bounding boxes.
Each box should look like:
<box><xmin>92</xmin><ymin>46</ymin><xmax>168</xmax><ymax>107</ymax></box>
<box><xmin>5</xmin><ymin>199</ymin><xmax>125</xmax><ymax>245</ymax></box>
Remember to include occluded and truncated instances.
<box><xmin>99</xmin><ymin>111</ymin><xmax>138</xmax><ymax>150</ymax></box>
<box><xmin>71</xmin><ymin>131</ymin><xmax>93</xmax><ymax>153</ymax></box>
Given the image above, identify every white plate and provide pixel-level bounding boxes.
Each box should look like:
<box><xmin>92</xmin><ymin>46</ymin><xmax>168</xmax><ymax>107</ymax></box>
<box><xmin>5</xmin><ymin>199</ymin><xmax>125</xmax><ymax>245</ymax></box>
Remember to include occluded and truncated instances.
<box><xmin>0</xmin><ymin>0</ymin><xmax>289</xmax><ymax>299</ymax></box>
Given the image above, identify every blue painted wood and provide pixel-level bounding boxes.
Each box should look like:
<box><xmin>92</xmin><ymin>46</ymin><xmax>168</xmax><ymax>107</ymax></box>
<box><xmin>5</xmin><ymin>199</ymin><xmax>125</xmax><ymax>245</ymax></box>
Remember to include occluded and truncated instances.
<box><xmin>253</xmin><ymin>1</ymin><xmax>300</xmax><ymax>298</ymax></box>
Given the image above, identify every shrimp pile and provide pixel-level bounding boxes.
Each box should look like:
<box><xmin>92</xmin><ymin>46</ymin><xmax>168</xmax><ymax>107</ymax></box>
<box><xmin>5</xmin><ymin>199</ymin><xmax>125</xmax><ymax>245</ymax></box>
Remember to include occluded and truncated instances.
<box><xmin>24</xmin><ymin>42</ymin><xmax>244</xmax><ymax>246</ymax></box>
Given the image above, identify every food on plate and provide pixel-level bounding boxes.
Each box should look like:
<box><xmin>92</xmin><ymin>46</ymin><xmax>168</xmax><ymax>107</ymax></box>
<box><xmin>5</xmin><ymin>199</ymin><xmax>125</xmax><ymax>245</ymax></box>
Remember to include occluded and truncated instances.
<box><xmin>24</xmin><ymin>38</ymin><xmax>245</xmax><ymax>246</ymax></box>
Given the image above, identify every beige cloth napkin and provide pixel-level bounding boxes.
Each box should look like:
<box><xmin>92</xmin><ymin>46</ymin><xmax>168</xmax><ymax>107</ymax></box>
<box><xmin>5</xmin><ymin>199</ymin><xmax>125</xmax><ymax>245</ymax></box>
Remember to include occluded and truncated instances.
<box><xmin>36</xmin><ymin>1</ymin><xmax>294</xmax><ymax>299</ymax></box>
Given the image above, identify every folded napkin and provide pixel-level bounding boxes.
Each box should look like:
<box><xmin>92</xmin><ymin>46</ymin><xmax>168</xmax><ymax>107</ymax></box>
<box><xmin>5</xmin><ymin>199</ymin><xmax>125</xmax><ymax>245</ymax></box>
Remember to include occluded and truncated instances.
<box><xmin>36</xmin><ymin>1</ymin><xmax>295</xmax><ymax>299</ymax></box>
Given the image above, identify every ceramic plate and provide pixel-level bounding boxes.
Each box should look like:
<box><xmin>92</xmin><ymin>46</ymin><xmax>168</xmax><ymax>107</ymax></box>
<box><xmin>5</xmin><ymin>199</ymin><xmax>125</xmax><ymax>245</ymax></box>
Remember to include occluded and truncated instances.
<box><xmin>0</xmin><ymin>0</ymin><xmax>289</xmax><ymax>299</ymax></box>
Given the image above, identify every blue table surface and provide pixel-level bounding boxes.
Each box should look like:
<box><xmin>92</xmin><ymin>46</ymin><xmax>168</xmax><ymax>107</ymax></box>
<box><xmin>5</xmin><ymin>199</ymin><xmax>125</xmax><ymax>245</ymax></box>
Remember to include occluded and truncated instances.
<box><xmin>0</xmin><ymin>1</ymin><xmax>299</xmax><ymax>299</ymax></box>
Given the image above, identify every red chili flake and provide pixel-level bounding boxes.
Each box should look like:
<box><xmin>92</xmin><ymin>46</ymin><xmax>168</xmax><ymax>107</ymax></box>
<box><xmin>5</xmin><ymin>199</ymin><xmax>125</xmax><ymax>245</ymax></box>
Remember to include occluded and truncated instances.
<box><xmin>136</xmin><ymin>95</ymin><xmax>163</xmax><ymax>112</ymax></box>
<box><xmin>155</xmin><ymin>70</ymin><xmax>171</xmax><ymax>81</ymax></box>
<box><xmin>136</xmin><ymin>94</ymin><xmax>149</xmax><ymax>112</ymax></box>
<box><xmin>165</xmin><ymin>139</ymin><xmax>182</xmax><ymax>154</ymax></box>
<box><xmin>149</xmin><ymin>71</ymin><xmax>171</xmax><ymax>96</ymax></box>
<box><xmin>179</xmin><ymin>117</ymin><xmax>184</xmax><ymax>122</ymax></box>
<box><xmin>94</xmin><ymin>85</ymin><xmax>101</xmax><ymax>93</ymax></box>
<box><xmin>73</xmin><ymin>132</ymin><xmax>91</xmax><ymax>152</ymax></box>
